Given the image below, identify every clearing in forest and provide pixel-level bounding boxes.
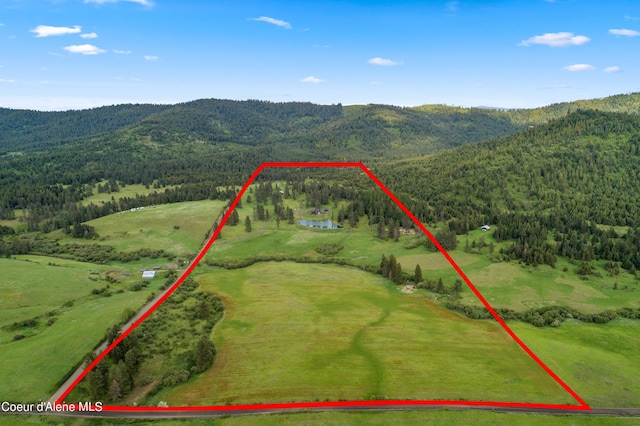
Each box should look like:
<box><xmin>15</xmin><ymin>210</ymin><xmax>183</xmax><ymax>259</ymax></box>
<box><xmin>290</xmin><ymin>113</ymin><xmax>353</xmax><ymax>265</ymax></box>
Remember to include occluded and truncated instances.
<box><xmin>60</xmin><ymin>162</ymin><xmax>589</xmax><ymax>412</ymax></box>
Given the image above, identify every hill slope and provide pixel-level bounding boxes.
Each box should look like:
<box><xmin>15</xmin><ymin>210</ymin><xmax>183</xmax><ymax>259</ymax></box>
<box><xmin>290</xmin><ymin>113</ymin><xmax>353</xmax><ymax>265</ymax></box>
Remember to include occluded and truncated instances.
<box><xmin>375</xmin><ymin>109</ymin><xmax>640</xmax><ymax>270</ymax></box>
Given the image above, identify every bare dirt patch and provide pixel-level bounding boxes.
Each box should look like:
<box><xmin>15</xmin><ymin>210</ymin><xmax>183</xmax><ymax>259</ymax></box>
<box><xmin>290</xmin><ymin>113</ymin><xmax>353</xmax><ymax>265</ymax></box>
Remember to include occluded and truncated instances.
<box><xmin>401</xmin><ymin>284</ymin><xmax>417</xmax><ymax>294</ymax></box>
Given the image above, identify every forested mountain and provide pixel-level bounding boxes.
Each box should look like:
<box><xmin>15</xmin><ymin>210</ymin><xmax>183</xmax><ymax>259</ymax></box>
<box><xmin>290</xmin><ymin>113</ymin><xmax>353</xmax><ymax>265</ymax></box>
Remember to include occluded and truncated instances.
<box><xmin>2</xmin><ymin>93</ymin><xmax>640</xmax><ymax>267</ymax></box>
<box><xmin>0</xmin><ymin>104</ymin><xmax>172</xmax><ymax>153</ymax></box>
<box><xmin>504</xmin><ymin>92</ymin><xmax>640</xmax><ymax>124</ymax></box>
<box><xmin>375</xmin><ymin>109</ymin><xmax>640</xmax><ymax>270</ymax></box>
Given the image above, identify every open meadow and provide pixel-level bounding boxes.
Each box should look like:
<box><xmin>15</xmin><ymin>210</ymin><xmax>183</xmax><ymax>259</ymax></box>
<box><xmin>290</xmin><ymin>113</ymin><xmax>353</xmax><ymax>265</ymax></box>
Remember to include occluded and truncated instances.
<box><xmin>50</xmin><ymin>200</ymin><xmax>227</xmax><ymax>257</ymax></box>
<box><xmin>155</xmin><ymin>262</ymin><xmax>572</xmax><ymax>406</ymax></box>
<box><xmin>0</xmin><ymin>255</ymin><xmax>164</xmax><ymax>402</ymax></box>
<box><xmin>5</xmin><ymin>181</ymin><xmax>639</xmax><ymax>409</ymax></box>
<box><xmin>210</xmin><ymin>197</ymin><xmax>640</xmax><ymax>314</ymax></box>
<box><xmin>510</xmin><ymin>319</ymin><xmax>640</xmax><ymax>407</ymax></box>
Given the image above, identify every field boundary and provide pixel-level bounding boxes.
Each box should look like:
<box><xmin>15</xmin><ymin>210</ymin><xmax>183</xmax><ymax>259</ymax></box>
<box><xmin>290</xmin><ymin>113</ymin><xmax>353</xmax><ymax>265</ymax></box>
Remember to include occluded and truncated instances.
<box><xmin>56</xmin><ymin>162</ymin><xmax>591</xmax><ymax>413</ymax></box>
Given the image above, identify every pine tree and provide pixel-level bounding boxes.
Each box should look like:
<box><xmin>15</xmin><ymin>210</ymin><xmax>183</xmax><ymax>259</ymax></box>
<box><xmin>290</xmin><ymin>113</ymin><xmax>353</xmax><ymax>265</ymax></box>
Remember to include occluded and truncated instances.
<box><xmin>414</xmin><ymin>264</ymin><xmax>423</xmax><ymax>283</ymax></box>
<box><xmin>245</xmin><ymin>216</ymin><xmax>252</xmax><ymax>232</ymax></box>
<box><xmin>388</xmin><ymin>254</ymin><xmax>397</xmax><ymax>280</ymax></box>
<box><xmin>228</xmin><ymin>209</ymin><xmax>239</xmax><ymax>226</ymax></box>
<box><xmin>394</xmin><ymin>262</ymin><xmax>403</xmax><ymax>285</ymax></box>
<box><xmin>109</xmin><ymin>379</ymin><xmax>121</xmax><ymax>402</ymax></box>
<box><xmin>377</xmin><ymin>214</ymin><xmax>386</xmax><ymax>239</ymax></box>
<box><xmin>381</xmin><ymin>254</ymin><xmax>390</xmax><ymax>277</ymax></box>
<box><xmin>193</xmin><ymin>337</ymin><xmax>216</xmax><ymax>373</ymax></box>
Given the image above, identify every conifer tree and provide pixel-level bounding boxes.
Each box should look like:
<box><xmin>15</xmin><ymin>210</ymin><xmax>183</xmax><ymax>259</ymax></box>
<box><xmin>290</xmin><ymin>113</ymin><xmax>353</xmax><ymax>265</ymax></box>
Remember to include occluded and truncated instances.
<box><xmin>414</xmin><ymin>264</ymin><xmax>423</xmax><ymax>283</ymax></box>
<box><xmin>394</xmin><ymin>262</ymin><xmax>403</xmax><ymax>285</ymax></box>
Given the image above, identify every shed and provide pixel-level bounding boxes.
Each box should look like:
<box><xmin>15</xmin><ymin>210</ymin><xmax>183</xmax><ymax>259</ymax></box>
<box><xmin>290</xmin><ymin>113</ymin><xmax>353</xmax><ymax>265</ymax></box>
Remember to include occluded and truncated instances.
<box><xmin>142</xmin><ymin>270</ymin><xmax>156</xmax><ymax>279</ymax></box>
<box><xmin>481</xmin><ymin>225</ymin><xmax>491</xmax><ymax>231</ymax></box>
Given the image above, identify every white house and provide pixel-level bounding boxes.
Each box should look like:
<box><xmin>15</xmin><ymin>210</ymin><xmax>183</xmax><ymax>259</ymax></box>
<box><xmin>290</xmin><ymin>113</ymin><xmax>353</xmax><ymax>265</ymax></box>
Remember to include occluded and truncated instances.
<box><xmin>141</xmin><ymin>270</ymin><xmax>156</xmax><ymax>278</ymax></box>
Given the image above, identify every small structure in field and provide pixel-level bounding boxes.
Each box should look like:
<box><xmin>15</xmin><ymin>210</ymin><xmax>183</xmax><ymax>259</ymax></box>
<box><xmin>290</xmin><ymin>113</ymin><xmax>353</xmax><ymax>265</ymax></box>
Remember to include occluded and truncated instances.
<box><xmin>481</xmin><ymin>225</ymin><xmax>491</xmax><ymax>231</ymax></box>
<box><xmin>311</xmin><ymin>208</ymin><xmax>330</xmax><ymax>215</ymax></box>
<box><xmin>141</xmin><ymin>270</ymin><xmax>156</xmax><ymax>279</ymax></box>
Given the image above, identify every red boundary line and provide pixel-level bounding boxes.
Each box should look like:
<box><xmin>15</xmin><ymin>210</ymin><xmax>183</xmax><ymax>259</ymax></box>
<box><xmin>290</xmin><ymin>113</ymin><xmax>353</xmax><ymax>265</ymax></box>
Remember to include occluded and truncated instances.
<box><xmin>57</xmin><ymin>162</ymin><xmax>591</xmax><ymax>412</ymax></box>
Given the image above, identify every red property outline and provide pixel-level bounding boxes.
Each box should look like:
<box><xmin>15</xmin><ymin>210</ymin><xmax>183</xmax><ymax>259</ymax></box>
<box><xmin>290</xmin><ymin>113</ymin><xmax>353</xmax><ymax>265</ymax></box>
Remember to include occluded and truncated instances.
<box><xmin>57</xmin><ymin>162</ymin><xmax>591</xmax><ymax>412</ymax></box>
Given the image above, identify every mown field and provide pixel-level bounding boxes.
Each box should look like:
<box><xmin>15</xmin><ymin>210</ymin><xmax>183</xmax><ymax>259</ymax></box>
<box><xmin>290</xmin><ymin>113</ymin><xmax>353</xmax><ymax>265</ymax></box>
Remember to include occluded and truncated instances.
<box><xmin>3</xmin><ymin>180</ymin><xmax>639</xmax><ymax>410</ymax></box>
<box><xmin>79</xmin><ymin>181</ymin><xmax>177</xmax><ymax>206</ymax></box>
<box><xmin>511</xmin><ymin>319</ymin><xmax>640</xmax><ymax>407</ymax></box>
<box><xmin>210</xmin><ymin>195</ymin><xmax>640</xmax><ymax>314</ymax></box>
<box><xmin>153</xmin><ymin>262</ymin><xmax>571</xmax><ymax>406</ymax></box>
<box><xmin>0</xmin><ymin>256</ymin><xmax>164</xmax><ymax>402</ymax></box>
<box><xmin>50</xmin><ymin>200</ymin><xmax>227</xmax><ymax>257</ymax></box>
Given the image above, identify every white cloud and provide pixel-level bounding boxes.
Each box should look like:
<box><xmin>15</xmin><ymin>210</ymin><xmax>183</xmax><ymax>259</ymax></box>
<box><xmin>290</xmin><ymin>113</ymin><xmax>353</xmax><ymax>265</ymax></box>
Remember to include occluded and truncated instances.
<box><xmin>0</xmin><ymin>78</ymin><xmax>16</xmax><ymax>83</ymax></box>
<box><xmin>625</xmin><ymin>15</ymin><xmax>640</xmax><ymax>21</ymax></box>
<box><xmin>251</xmin><ymin>16</ymin><xmax>292</xmax><ymax>29</ymax></box>
<box><xmin>31</xmin><ymin>25</ymin><xmax>82</xmax><ymax>38</ymax></box>
<box><xmin>144</xmin><ymin>55</ymin><xmax>158</xmax><ymax>61</ymax></box>
<box><xmin>368</xmin><ymin>57</ymin><xmax>401</xmax><ymax>66</ymax></box>
<box><xmin>563</xmin><ymin>63</ymin><xmax>595</xmax><ymax>72</ymax></box>
<box><xmin>446</xmin><ymin>1</ymin><xmax>459</xmax><ymax>12</ymax></box>
<box><xmin>519</xmin><ymin>32</ymin><xmax>591</xmax><ymax>47</ymax></box>
<box><xmin>301</xmin><ymin>76</ymin><xmax>324</xmax><ymax>84</ymax></box>
<box><xmin>113</xmin><ymin>49</ymin><xmax>132</xmax><ymax>54</ymax></box>
<box><xmin>604</xmin><ymin>66</ymin><xmax>621</xmax><ymax>73</ymax></box>
<box><xmin>63</xmin><ymin>44</ymin><xmax>106</xmax><ymax>55</ymax></box>
<box><xmin>84</xmin><ymin>0</ymin><xmax>154</xmax><ymax>6</ymax></box>
<box><xmin>609</xmin><ymin>28</ymin><xmax>640</xmax><ymax>37</ymax></box>
<box><xmin>80</xmin><ymin>32</ymin><xmax>98</xmax><ymax>39</ymax></box>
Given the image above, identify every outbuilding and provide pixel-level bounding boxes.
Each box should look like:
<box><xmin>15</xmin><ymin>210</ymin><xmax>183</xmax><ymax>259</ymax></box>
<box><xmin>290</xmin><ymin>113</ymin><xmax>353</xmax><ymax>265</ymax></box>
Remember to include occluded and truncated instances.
<box><xmin>141</xmin><ymin>270</ymin><xmax>156</xmax><ymax>279</ymax></box>
<box><xmin>481</xmin><ymin>225</ymin><xmax>491</xmax><ymax>231</ymax></box>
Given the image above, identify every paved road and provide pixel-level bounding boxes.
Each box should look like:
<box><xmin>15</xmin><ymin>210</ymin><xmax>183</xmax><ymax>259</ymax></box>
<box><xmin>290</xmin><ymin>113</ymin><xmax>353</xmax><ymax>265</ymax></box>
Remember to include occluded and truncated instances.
<box><xmin>49</xmin><ymin>206</ymin><xmax>229</xmax><ymax>404</ymax></box>
<box><xmin>12</xmin><ymin>403</ymin><xmax>640</xmax><ymax>418</ymax></box>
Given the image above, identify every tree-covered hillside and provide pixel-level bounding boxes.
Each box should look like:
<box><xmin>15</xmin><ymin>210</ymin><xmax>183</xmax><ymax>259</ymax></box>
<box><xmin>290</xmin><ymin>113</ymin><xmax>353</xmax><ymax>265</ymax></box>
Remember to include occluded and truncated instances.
<box><xmin>376</xmin><ymin>109</ymin><xmax>640</xmax><ymax>270</ymax></box>
<box><xmin>0</xmin><ymin>104</ymin><xmax>172</xmax><ymax>153</ymax></box>
<box><xmin>3</xmin><ymin>94</ymin><xmax>640</xmax><ymax>260</ymax></box>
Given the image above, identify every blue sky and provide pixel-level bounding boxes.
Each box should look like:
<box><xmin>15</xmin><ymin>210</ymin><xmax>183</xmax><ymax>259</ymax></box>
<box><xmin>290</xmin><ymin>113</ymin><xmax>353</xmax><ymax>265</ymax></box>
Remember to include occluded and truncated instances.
<box><xmin>1</xmin><ymin>0</ymin><xmax>639</xmax><ymax>110</ymax></box>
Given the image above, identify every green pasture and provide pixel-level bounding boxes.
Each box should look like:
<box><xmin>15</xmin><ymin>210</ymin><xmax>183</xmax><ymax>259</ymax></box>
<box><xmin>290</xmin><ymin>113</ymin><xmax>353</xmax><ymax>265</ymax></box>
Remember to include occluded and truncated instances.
<box><xmin>51</xmin><ymin>200</ymin><xmax>227</xmax><ymax>256</ymax></box>
<box><xmin>0</xmin><ymin>256</ymin><xmax>109</xmax><ymax>326</ymax></box>
<box><xmin>158</xmin><ymin>262</ymin><xmax>571</xmax><ymax>406</ymax></box>
<box><xmin>209</xmin><ymin>204</ymin><xmax>640</xmax><ymax>314</ymax></box>
<box><xmin>511</xmin><ymin>319</ymin><xmax>640</xmax><ymax>407</ymax></box>
<box><xmin>0</xmin><ymin>255</ymin><xmax>164</xmax><ymax>402</ymax></box>
<box><xmin>80</xmin><ymin>181</ymin><xmax>176</xmax><ymax>206</ymax></box>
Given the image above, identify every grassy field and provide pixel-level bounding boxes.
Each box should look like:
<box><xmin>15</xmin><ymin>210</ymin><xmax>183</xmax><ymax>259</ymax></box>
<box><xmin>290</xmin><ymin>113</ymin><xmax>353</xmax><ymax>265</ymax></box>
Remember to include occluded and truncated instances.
<box><xmin>3</xmin><ymin>181</ymin><xmax>639</xmax><ymax>410</ymax></box>
<box><xmin>80</xmin><ymin>181</ymin><xmax>177</xmax><ymax>206</ymax></box>
<box><xmin>51</xmin><ymin>200</ymin><xmax>227</xmax><ymax>257</ymax></box>
<box><xmin>510</xmin><ymin>319</ymin><xmax>640</xmax><ymax>407</ymax></box>
<box><xmin>154</xmin><ymin>262</ymin><xmax>572</xmax><ymax>406</ymax></box>
<box><xmin>0</xmin><ymin>256</ymin><xmax>109</xmax><ymax>326</ymax></box>
<box><xmin>208</xmin><ymin>196</ymin><xmax>640</xmax><ymax>314</ymax></box>
<box><xmin>1</xmin><ymin>411</ymin><xmax>639</xmax><ymax>426</ymax></box>
<box><xmin>0</xmin><ymin>255</ymin><xmax>165</xmax><ymax>402</ymax></box>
